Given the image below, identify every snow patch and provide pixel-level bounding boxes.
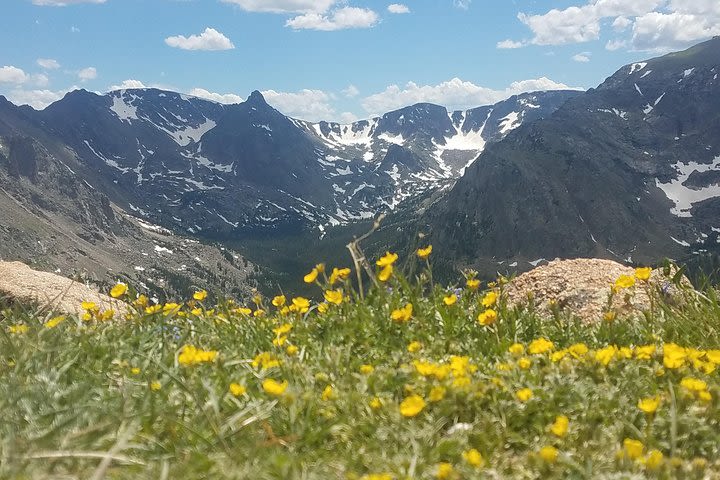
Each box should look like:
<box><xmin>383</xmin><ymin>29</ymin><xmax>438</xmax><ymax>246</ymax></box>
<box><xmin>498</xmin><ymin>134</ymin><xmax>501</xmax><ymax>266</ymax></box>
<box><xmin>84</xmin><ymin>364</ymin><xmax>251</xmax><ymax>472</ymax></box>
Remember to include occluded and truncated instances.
<box><xmin>629</xmin><ymin>62</ymin><xmax>647</xmax><ymax>74</ymax></box>
<box><xmin>656</xmin><ymin>156</ymin><xmax>720</xmax><ymax>217</ymax></box>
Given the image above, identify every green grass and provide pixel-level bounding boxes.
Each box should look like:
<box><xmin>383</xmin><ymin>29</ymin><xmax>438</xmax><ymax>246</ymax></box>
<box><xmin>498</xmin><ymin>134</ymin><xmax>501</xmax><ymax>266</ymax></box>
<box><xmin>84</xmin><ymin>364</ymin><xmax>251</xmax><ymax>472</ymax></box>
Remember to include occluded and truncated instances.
<box><xmin>1</xmin><ymin>260</ymin><xmax>719</xmax><ymax>479</ymax></box>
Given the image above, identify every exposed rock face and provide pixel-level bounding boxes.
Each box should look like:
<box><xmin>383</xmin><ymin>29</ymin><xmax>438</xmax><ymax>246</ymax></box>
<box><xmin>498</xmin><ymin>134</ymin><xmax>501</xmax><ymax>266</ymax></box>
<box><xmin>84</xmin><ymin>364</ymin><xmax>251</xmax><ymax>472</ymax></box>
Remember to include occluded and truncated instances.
<box><xmin>505</xmin><ymin>258</ymin><xmax>690</xmax><ymax>323</ymax></box>
<box><xmin>0</xmin><ymin>261</ymin><xmax>129</xmax><ymax>316</ymax></box>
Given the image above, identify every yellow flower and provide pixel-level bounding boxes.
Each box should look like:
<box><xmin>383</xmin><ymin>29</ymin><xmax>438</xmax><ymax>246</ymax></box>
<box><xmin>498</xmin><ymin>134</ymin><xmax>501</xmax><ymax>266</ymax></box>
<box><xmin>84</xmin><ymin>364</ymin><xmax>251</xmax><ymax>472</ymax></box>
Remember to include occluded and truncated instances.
<box><xmin>517</xmin><ymin>357</ymin><xmax>532</xmax><ymax>370</ymax></box>
<box><xmin>477</xmin><ymin>309</ymin><xmax>497</xmax><ymax>326</ymax></box>
<box><xmin>150</xmin><ymin>381</ymin><xmax>162</xmax><ymax>391</ymax></box>
<box><xmin>81</xmin><ymin>301</ymin><xmax>97</xmax><ymax>311</ymax></box>
<box><xmin>360</xmin><ymin>364</ymin><xmax>374</xmax><ymax>375</ymax></box>
<box><xmin>614</xmin><ymin>274</ymin><xmax>636</xmax><ymax>290</ymax></box>
<box><xmin>595</xmin><ymin>345</ymin><xmax>617</xmax><ymax>366</ymax></box>
<box><xmin>443</xmin><ymin>294</ymin><xmax>457</xmax><ymax>306</ymax></box>
<box><xmin>229</xmin><ymin>383</ymin><xmax>246</xmax><ymax>396</ymax></box>
<box><xmin>663</xmin><ymin>343</ymin><xmax>687</xmax><ymax>369</ymax></box>
<box><xmin>680</xmin><ymin>377</ymin><xmax>708</xmax><ymax>393</ymax></box>
<box><xmin>466</xmin><ymin>278</ymin><xmax>480</xmax><ymax>291</ymax></box>
<box><xmin>133</xmin><ymin>294</ymin><xmax>148</xmax><ymax>307</ymax></box>
<box><xmin>178</xmin><ymin>345</ymin><xmax>218</xmax><ymax>366</ymax></box>
<box><xmin>429</xmin><ymin>386</ymin><xmax>446</xmax><ymax>402</ymax></box>
<box><xmin>550</xmin><ymin>415</ymin><xmax>569</xmax><ymax>437</ymax></box>
<box><xmin>644</xmin><ymin>450</ymin><xmax>664</xmax><ymax>470</ymax></box>
<box><xmin>568</xmin><ymin>343</ymin><xmax>589</xmax><ymax>358</ymax></box>
<box><xmin>623</xmin><ymin>438</ymin><xmax>644</xmax><ymax>460</ymax></box>
<box><xmin>635</xmin><ymin>345</ymin><xmax>656</xmax><ymax>360</ymax></box>
<box><xmin>638</xmin><ymin>396</ymin><xmax>661</xmax><ymax>414</ymax></box>
<box><xmin>508</xmin><ymin>343</ymin><xmax>525</xmax><ymax>356</ymax></box>
<box><xmin>315</xmin><ymin>263</ymin><xmax>325</xmax><ymax>273</ymax></box>
<box><xmin>272</xmin><ymin>295</ymin><xmax>286</xmax><ymax>307</ymax></box>
<box><xmin>236</xmin><ymin>307</ymin><xmax>252</xmax><ymax>316</ymax></box>
<box><xmin>391</xmin><ymin>303</ymin><xmax>413</xmax><ymax>323</ymax></box>
<box><xmin>635</xmin><ymin>267</ymin><xmax>652</xmax><ymax>281</ymax></box>
<box><xmin>481</xmin><ymin>291</ymin><xmax>498</xmax><ymax>308</ymax></box>
<box><xmin>252</xmin><ymin>352</ymin><xmax>281</xmax><ymax>370</ymax></box>
<box><xmin>286</xmin><ymin>345</ymin><xmax>299</xmax><ymax>356</ymax></box>
<box><xmin>329</xmin><ymin>267</ymin><xmax>351</xmax><ymax>285</ymax></box>
<box><xmin>324</xmin><ymin>289</ymin><xmax>344</xmax><ymax>305</ymax></box>
<box><xmin>100</xmin><ymin>309</ymin><xmax>115</xmax><ymax>321</ymax></box>
<box><xmin>163</xmin><ymin>303</ymin><xmax>181</xmax><ymax>314</ymax></box>
<box><xmin>416</xmin><ymin>245</ymin><xmax>433</xmax><ymax>260</ymax></box>
<box><xmin>45</xmin><ymin>315</ymin><xmax>66</xmax><ymax>329</ymax></box>
<box><xmin>376</xmin><ymin>252</ymin><xmax>399</xmax><ymax>267</ymax></box>
<box><xmin>462</xmin><ymin>449</ymin><xmax>484</xmax><ymax>468</ymax></box>
<box><xmin>193</xmin><ymin>290</ymin><xmax>207</xmax><ymax>301</ymax></box>
<box><xmin>273</xmin><ymin>323</ymin><xmax>293</xmax><ymax>336</ymax></box>
<box><xmin>361</xmin><ymin>474</ymin><xmax>393</xmax><ymax>480</ymax></box>
<box><xmin>539</xmin><ymin>446</ymin><xmax>558</xmax><ymax>464</ymax></box>
<box><xmin>253</xmin><ymin>309</ymin><xmax>266</xmax><ymax>318</ymax></box>
<box><xmin>317</xmin><ymin>303</ymin><xmax>329</xmax><ymax>314</ymax></box>
<box><xmin>407</xmin><ymin>341</ymin><xmax>422</xmax><ymax>353</ymax></box>
<box><xmin>262</xmin><ymin>378</ymin><xmax>288</xmax><ymax>396</ymax></box>
<box><xmin>109</xmin><ymin>283</ymin><xmax>128</xmax><ymax>298</ymax></box>
<box><xmin>706</xmin><ymin>350</ymin><xmax>720</xmax><ymax>364</ymax></box>
<box><xmin>698</xmin><ymin>390</ymin><xmax>712</xmax><ymax>402</ymax></box>
<box><xmin>321</xmin><ymin>385</ymin><xmax>335</xmax><ymax>401</ymax></box>
<box><xmin>516</xmin><ymin>388</ymin><xmax>533</xmax><ymax>402</ymax></box>
<box><xmin>603</xmin><ymin>311</ymin><xmax>617</xmax><ymax>322</ymax></box>
<box><xmin>378</xmin><ymin>265</ymin><xmax>393</xmax><ymax>282</ymax></box>
<box><xmin>399</xmin><ymin>394</ymin><xmax>426</xmax><ymax>417</ymax></box>
<box><xmin>272</xmin><ymin>335</ymin><xmax>287</xmax><ymax>347</ymax></box>
<box><xmin>369</xmin><ymin>397</ymin><xmax>383</xmax><ymax>409</ymax></box>
<box><xmin>291</xmin><ymin>297</ymin><xmax>311</xmax><ymax>314</ymax></box>
<box><xmin>81</xmin><ymin>312</ymin><xmax>92</xmax><ymax>322</ymax></box>
<box><xmin>303</xmin><ymin>268</ymin><xmax>319</xmax><ymax>283</ymax></box>
<box><xmin>528</xmin><ymin>338</ymin><xmax>554</xmax><ymax>355</ymax></box>
<box><xmin>191</xmin><ymin>308</ymin><xmax>202</xmax><ymax>316</ymax></box>
<box><xmin>550</xmin><ymin>350</ymin><xmax>568</xmax><ymax>362</ymax></box>
<box><xmin>434</xmin><ymin>462</ymin><xmax>453</xmax><ymax>480</ymax></box>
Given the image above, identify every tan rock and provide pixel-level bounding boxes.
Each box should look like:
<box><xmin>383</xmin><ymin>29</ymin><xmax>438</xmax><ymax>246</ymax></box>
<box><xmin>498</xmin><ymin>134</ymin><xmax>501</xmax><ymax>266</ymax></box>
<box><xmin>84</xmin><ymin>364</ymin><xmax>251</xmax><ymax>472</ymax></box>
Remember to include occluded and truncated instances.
<box><xmin>504</xmin><ymin>258</ymin><xmax>691</xmax><ymax>323</ymax></box>
<box><xmin>0</xmin><ymin>261</ymin><xmax>129</xmax><ymax>317</ymax></box>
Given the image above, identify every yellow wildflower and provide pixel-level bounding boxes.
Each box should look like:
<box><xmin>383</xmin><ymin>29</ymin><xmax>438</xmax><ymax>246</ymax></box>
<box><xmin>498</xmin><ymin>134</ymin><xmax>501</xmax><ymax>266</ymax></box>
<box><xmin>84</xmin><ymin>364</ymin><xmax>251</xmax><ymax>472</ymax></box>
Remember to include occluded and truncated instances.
<box><xmin>329</xmin><ymin>267</ymin><xmax>351</xmax><ymax>285</ymax></box>
<box><xmin>303</xmin><ymin>268</ymin><xmax>319</xmax><ymax>283</ymax></box>
<box><xmin>443</xmin><ymin>294</ymin><xmax>457</xmax><ymax>306</ymax></box>
<box><xmin>81</xmin><ymin>301</ymin><xmax>97</xmax><ymax>311</ymax></box>
<box><xmin>324</xmin><ymin>289</ymin><xmax>344</xmax><ymax>305</ymax></box>
<box><xmin>706</xmin><ymin>350</ymin><xmax>720</xmax><ymax>364</ymax></box>
<box><xmin>551</xmin><ymin>350</ymin><xmax>568</xmax><ymax>362</ymax></box>
<box><xmin>603</xmin><ymin>311</ymin><xmax>617</xmax><ymax>322</ymax></box>
<box><xmin>144</xmin><ymin>304</ymin><xmax>162</xmax><ymax>314</ymax></box>
<box><xmin>434</xmin><ymin>463</ymin><xmax>453</xmax><ymax>480</ymax></box>
<box><xmin>508</xmin><ymin>343</ymin><xmax>525</xmax><ymax>356</ymax></box>
<box><xmin>45</xmin><ymin>315</ymin><xmax>66</xmax><ymax>329</ymax></box>
<box><xmin>429</xmin><ymin>386</ymin><xmax>446</xmax><ymax>402</ymax></box>
<box><xmin>252</xmin><ymin>352</ymin><xmax>281</xmax><ymax>370</ymax></box>
<box><xmin>644</xmin><ymin>449</ymin><xmax>664</xmax><ymax>470</ymax></box>
<box><xmin>638</xmin><ymin>396</ymin><xmax>660</xmax><ymax>414</ymax></box>
<box><xmin>100</xmin><ymin>309</ymin><xmax>114</xmax><ymax>321</ymax></box>
<box><xmin>286</xmin><ymin>345</ymin><xmax>299</xmax><ymax>356</ymax></box>
<box><xmin>391</xmin><ymin>303</ymin><xmax>413</xmax><ymax>323</ymax></box>
<box><xmin>150</xmin><ymin>381</ymin><xmax>162</xmax><ymax>391</ymax></box>
<box><xmin>193</xmin><ymin>290</ymin><xmax>207</xmax><ymax>301</ymax></box>
<box><xmin>272</xmin><ymin>335</ymin><xmax>287</xmax><ymax>347</ymax></box>
<box><xmin>163</xmin><ymin>303</ymin><xmax>181</xmax><ymax>314</ymax></box>
<box><xmin>477</xmin><ymin>309</ymin><xmax>497</xmax><ymax>326</ymax></box>
<box><xmin>262</xmin><ymin>378</ymin><xmax>288</xmax><ymax>396</ymax></box>
<box><xmin>376</xmin><ymin>252</ymin><xmax>399</xmax><ymax>267</ymax></box>
<box><xmin>516</xmin><ymin>388</ymin><xmax>533</xmax><ymax>402</ymax></box>
<box><xmin>109</xmin><ymin>283</ymin><xmax>128</xmax><ymax>298</ymax></box>
<box><xmin>663</xmin><ymin>343</ymin><xmax>687</xmax><ymax>369</ymax></box>
<box><xmin>360</xmin><ymin>364</ymin><xmax>374</xmax><ymax>375</ymax></box>
<box><xmin>680</xmin><ymin>377</ymin><xmax>708</xmax><ymax>393</ymax></box>
<box><xmin>321</xmin><ymin>385</ymin><xmax>335</xmax><ymax>401</ymax></box>
<box><xmin>253</xmin><ymin>309</ymin><xmax>266</xmax><ymax>318</ymax></box>
<box><xmin>528</xmin><ymin>338</ymin><xmax>554</xmax><ymax>355</ymax></box>
<box><xmin>568</xmin><ymin>343</ymin><xmax>589</xmax><ymax>358</ymax></box>
<box><xmin>635</xmin><ymin>345</ymin><xmax>656</xmax><ymax>360</ymax></box>
<box><xmin>635</xmin><ymin>267</ymin><xmax>652</xmax><ymax>281</ymax></box>
<box><xmin>317</xmin><ymin>303</ymin><xmax>329</xmax><ymax>314</ymax></box>
<box><xmin>466</xmin><ymin>278</ymin><xmax>480</xmax><ymax>290</ymax></box>
<box><xmin>481</xmin><ymin>291</ymin><xmax>498</xmax><ymax>308</ymax></box>
<box><xmin>416</xmin><ymin>245</ymin><xmax>433</xmax><ymax>260</ymax></box>
<box><xmin>698</xmin><ymin>390</ymin><xmax>712</xmax><ymax>402</ymax></box>
<box><xmin>463</xmin><ymin>449</ymin><xmax>484</xmax><ymax>468</ymax></box>
<box><xmin>407</xmin><ymin>341</ymin><xmax>422</xmax><ymax>353</ymax></box>
<box><xmin>361</xmin><ymin>474</ymin><xmax>392</xmax><ymax>480</ymax></box>
<box><xmin>517</xmin><ymin>357</ymin><xmax>532</xmax><ymax>370</ymax></box>
<box><xmin>614</xmin><ymin>274</ymin><xmax>636</xmax><ymax>290</ymax></box>
<box><xmin>291</xmin><ymin>297</ymin><xmax>311</xmax><ymax>314</ymax></box>
<box><xmin>134</xmin><ymin>294</ymin><xmax>148</xmax><ymax>307</ymax></box>
<box><xmin>369</xmin><ymin>397</ymin><xmax>383</xmax><ymax>409</ymax></box>
<box><xmin>272</xmin><ymin>295</ymin><xmax>286</xmax><ymax>307</ymax></box>
<box><xmin>229</xmin><ymin>383</ymin><xmax>246</xmax><ymax>397</ymax></box>
<box><xmin>623</xmin><ymin>438</ymin><xmax>644</xmax><ymax>460</ymax></box>
<box><xmin>191</xmin><ymin>308</ymin><xmax>202</xmax><ymax>316</ymax></box>
<box><xmin>595</xmin><ymin>345</ymin><xmax>617</xmax><ymax>366</ymax></box>
<box><xmin>130</xmin><ymin>367</ymin><xmax>141</xmax><ymax>375</ymax></box>
<box><xmin>378</xmin><ymin>265</ymin><xmax>393</xmax><ymax>282</ymax></box>
<box><xmin>539</xmin><ymin>446</ymin><xmax>558</xmax><ymax>464</ymax></box>
<box><xmin>178</xmin><ymin>345</ymin><xmax>218</xmax><ymax>366</ymax></box>
<box><xmin>399</xmin><ymin>394</ymin><xmax>426</xmax><ymax>417</ymax></box>
<box><xmin>81</xmin><ymin>312</ymin><xmax>92</xmax><ymax>322</ymax></box>
<box><xmin>236</xmin><ymin>307</ymin><xmax>252</xmax><ymax>316</ymax></box>
<box><xmin>550</xmin><ymin>415</ymin><xmax>569</xmax><ymax>437</ymax></box>
<box><xmin>273</xmin><ymin>323</ymin><xmax>293</xmax><ymax>336</ymax></box>
<box><xmin>9</xmin><ymin>324</ymin><xmax>29</xmax><ymax>335</ymax></box>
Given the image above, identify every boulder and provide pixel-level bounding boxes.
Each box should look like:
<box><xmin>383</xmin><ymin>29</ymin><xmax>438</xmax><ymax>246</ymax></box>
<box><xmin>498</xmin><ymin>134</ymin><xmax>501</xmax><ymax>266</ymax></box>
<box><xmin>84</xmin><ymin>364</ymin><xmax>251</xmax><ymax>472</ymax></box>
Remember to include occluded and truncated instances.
<box><xmin>0</xmin><ymin>261</ymin><xmax>129</xmax><ymax>316</ymax></box>
<box><xmin>504</xmin><ymin>258</ymin><xmax>690</xmax><ymax>323</ymax></box>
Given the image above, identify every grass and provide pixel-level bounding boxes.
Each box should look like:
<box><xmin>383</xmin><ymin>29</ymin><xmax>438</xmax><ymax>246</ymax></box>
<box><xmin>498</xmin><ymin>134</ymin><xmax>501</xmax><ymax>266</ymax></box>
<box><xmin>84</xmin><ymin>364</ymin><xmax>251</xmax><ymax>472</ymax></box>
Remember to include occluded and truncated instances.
<box><xmin>1</xmin><ymin>256</ymin><xmax>720</xmax><ymax>480</ymax></box>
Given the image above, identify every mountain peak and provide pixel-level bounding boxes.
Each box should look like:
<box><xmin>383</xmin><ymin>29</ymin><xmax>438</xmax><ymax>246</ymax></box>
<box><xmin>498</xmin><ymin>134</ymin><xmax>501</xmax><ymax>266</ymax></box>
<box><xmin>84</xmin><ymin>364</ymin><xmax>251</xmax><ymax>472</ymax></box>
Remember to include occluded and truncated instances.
<box><xmin>247</xmin><ymin>90</ymin><xmax>267</xmax><ymax>106</ymax></box>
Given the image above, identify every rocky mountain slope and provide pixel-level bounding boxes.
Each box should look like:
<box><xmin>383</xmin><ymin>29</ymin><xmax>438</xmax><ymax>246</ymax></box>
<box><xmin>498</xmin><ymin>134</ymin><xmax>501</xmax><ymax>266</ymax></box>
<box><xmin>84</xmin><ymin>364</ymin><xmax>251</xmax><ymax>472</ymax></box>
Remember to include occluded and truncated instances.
<box><xmin>422</xmin><ymin>37</ymin><xmax>720</xmax><ymax>274</ymax></box>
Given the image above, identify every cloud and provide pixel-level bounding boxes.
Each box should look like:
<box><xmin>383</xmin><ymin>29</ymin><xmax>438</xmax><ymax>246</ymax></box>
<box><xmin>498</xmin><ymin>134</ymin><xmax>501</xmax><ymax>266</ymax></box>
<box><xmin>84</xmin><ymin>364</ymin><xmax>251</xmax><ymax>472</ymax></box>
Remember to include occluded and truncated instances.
<box><xmin>342</xmin><ymin>84</ymin><xmax>360</xmax><ymax>97</ymax></box>
<box><xmin>453</xmin><ymin>0</ymin><xmax>471</xmax><ymax>9</ymax></box>
<box><xmin>286</xmin><ymin>7</ymin><xmax>379</xmax><ymax>31</ymax></box>
<box><xmin>261</xmin><ymin>88</ymin><xmax>336</xmax><ymax>121</ymax></box>
<box><xmin>32</xmin><ymin>0</ymin><xmax>105</xmax><ymax>5</ymax></box>
<box><xmin>605</xmin><ymin>39</ymin><xmax>627</xmax><ymax>50</ymax></box>
<box><xmin>572</xmin><ymin>52</ymin><xmax>591</xmax><ymax>62</ymax></box>
<box><xmin>188</xmin><ymin>88</ymin><xmax>244</xmax><ymax>104</ymax></box>
<box><xmin>497</xmin><ymin>39</ymin><xmax>525</xmax><ymax>49</ymax></box>
<box><xmin>78</xmin><ymin>66</ymin><xmax>97</xmax><ymax>81</ymax></box>
<box><xmin>165</xmin><ymin>27</ymin><xmax>235</xmax><ymax>51</ymax></box>
<box><xmin>37</xmin><ymin>58</ymin><xmax>61</xmax><ymax>69</ymax></box>
<box><xmin>109</xmin><ymin>79</ymin><xmax>147</xmax><ymax>90</ymax></box>
<box><xmin>339</xmin><ymin>112</ymin><xmax>358</xmax><ymax>123</ymax></box>
<box><xmin>387</xmin><ymin>4</ymin><xmax>410</xmax><ymax>14</ymax></box>
<box><xmin>220</xmin><ymin>0</ymin><xmax>336</xmax><ymax>14</ymax></box>
<box><xmin>0</xmin><ymin>66</ymin><xmax>28</xmax><ymax>84</ymax></box>
<box><xmin>631</xmin><ymin>11</ymin><xmax>720</xmax><ymax>51</ymax></box>
<box><xmin>612</xmin><ymin>16</ymin><xmax>632</xmax><ymax>31</ymax></box>
<box><xmin>361</xmin><ymin>77</ymin><xmax>583</xmax><ymax>115</ymax></box>
<box><xmin>4</xmin><ymin>87</ymin><xmax>75</xmax><ymax>110</ymax></box>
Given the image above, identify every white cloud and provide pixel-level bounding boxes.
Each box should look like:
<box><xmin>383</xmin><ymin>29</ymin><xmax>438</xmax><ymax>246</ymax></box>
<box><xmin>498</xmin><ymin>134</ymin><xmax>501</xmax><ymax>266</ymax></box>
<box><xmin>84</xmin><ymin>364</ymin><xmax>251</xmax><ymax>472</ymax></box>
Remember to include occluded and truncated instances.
<box><xmin>631</xmin><ymin>11</ymin><xmax>720</xmax><ymax>51</ymax></box>
<box><xmin>37</xmin><ymin>58</ymin><xmax>61</xmax><ymax>69</ymax></box>
<box><xmin>361</xmin><ymin>77</ymin><xmax>583</xmax><ymax>115</ymax></box>
<box><xmin>261</xmin><ymin>89</ymin><xmax>336</xmax><ymax>121</ymax></box>
<box><xmin>109</xmin><ymin>79</ymin><xmax>147</xmax><ymax>90</ymax></box>
<box><xmin>0</xmin><ymin>66</ymin><xmax>28</xmax><ymax>84</ymax></box>
<box><xmin>342</xmin><ymin>84</ymin><xmax>360</xmax><ymax>98</ymax></box>
<box><xmin>4</xmin><ymin>87</ymin><xmax>75</xmax><ymax>110</ymax></box>
<box><xmin>497</xmin><ymin>39</ymin><xmax>525</xmax><ymax>49</ymax></box>
<box><xmin>339</xmin><ymin>111</ymin><xmax>358</xmax><ymax>124</ymax></box>
<box><xmin>612</xmin><ymin>16</ymin><xmax>632</xmax><ymax>31</ymax></box>
<box><xmin>387</xmin><ymin>4</ymin><xmax>410</xmax><ymax>14</ymax></box>
<box><xmin>188</xmin><ymin>88</ymin><xmax>244</xmax><ymax>104</ymax></box>
<box><xmin>165</xmin><ymin>28</ymin><xmax>235</xmax><ymax>51</ymax></box>
<box><xmin>286</xmin><ymin>7</ymin><xmax>379</xmax><ymax>31</ymax></box>
<box><xmin>32</xmin><ymin>0</ymin><xmax>105</xmax><ymax>5</ymax></box>
<box><xmin>220</xmin><ymin>0</ymin><xmax>336</xmax><ymax>14</ymax></box>
<box><xmin>78</xmin><ymin>66</ymin><xmax>97</xmax><ymax>81</ymax></box>
<box><xmin>572</xmin><ymin>52</ymin><xmax>591</xmax><ymax>62</ymax></box>
<box><xmin>605</xmin><ymin>39</ymin><xmax>627</xmax><ymax>50</ymax></box>
<box><xmin>453</xmin><ymin>0</ymin><xmax>471</xmax><ymax>9</ymax></box>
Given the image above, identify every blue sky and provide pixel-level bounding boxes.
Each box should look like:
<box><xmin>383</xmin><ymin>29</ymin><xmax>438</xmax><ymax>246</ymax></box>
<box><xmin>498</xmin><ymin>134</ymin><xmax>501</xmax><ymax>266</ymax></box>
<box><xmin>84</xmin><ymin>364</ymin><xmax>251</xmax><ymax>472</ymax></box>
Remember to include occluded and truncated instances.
<box><xmin>1</xmin><ymin>0</ymin><xmax>718</xmax><ymax>121</ymax></box>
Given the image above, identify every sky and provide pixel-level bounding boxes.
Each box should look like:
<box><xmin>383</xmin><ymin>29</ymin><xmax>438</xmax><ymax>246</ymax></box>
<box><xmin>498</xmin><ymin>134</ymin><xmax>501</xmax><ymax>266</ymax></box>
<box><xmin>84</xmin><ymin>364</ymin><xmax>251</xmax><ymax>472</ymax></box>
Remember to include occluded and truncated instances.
<box><xmin>1</xmin><ymin>0</ymin><xmax>719</xmax><ymax>122</ymax></box>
